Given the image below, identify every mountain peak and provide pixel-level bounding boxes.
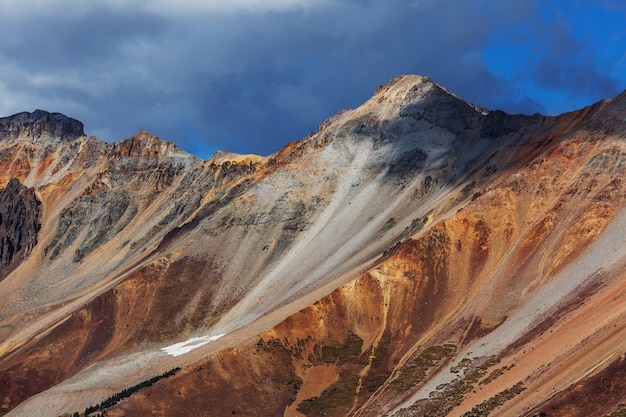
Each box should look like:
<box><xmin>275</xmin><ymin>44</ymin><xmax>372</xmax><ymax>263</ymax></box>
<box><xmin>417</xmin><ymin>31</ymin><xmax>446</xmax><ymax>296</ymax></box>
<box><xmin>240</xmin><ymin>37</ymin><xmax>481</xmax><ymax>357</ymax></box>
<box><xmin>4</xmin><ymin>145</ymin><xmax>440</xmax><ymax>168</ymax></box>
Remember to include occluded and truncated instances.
<box><xmin>381</xmin><ymin>74</ymin><xmax>433</xmax><ymax>87</ymax></box>
<box><xmin>375</xmin><ymin>74</ymin><xmax>489</xmax><ymax>114</ymax></box>
<box><xmin>313</xmin><ymin>74</ymin><xmax>489</xmax><ymax>145</ymax></box>
<box><xmin>110</xmin><ymin>130</ymin><xmax>195</xmax><ymax>160</ymax></box>
<box><xmin>0</xmin><ymin>109</ymin><xmax>84</xmax><ymax>141</ymax></box>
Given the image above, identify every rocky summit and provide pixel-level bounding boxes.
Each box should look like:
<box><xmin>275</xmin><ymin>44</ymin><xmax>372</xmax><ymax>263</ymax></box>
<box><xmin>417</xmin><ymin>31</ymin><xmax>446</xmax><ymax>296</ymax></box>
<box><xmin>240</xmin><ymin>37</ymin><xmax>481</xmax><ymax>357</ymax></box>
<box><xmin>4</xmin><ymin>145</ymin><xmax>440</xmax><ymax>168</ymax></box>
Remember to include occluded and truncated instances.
<box><xmin>0</xmin><ymin>110</ymin><xmax>84</xmax><ymax>142</ymax></box>
<box><xmin>1</xmin><ymin>75</ymin><xmax>626</xmax><ymax>417</ymax></box>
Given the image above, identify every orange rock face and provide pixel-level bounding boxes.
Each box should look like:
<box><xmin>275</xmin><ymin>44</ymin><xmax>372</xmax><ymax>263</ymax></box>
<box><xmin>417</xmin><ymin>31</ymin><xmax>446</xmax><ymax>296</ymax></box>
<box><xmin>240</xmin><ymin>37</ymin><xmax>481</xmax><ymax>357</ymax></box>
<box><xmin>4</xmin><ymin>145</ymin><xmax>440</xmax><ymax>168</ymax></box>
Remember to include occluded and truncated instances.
<box><xmin>2</xmin><ymin>78</ymin><xmax>626</xmax><ymax>417</ymax></box>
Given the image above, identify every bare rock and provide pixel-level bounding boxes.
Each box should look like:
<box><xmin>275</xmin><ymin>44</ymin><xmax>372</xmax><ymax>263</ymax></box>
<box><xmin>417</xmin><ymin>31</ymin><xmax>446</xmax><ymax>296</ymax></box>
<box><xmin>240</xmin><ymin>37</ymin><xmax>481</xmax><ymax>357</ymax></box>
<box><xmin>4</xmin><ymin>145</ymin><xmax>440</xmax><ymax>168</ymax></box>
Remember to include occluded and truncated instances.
<box><xmin>0</xmin><ymin>109</ymin><xmax>84</xmax><ymax>141</ymax></box>
<box><xmin>0</xmin><ymin>178</ymin><xmax>41</xmax><ymax>277</ymax></box>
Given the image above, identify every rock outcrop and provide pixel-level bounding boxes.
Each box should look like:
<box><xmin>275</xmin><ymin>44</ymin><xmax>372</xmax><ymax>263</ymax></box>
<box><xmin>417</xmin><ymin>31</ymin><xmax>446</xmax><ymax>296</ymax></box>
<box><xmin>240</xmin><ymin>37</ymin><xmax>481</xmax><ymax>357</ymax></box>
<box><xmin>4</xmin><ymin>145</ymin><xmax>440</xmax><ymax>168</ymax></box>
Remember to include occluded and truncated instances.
<box><xmin>0</xmin><ymin>178</ymin><xmax>40</xmax><ymax>275</ymax></box>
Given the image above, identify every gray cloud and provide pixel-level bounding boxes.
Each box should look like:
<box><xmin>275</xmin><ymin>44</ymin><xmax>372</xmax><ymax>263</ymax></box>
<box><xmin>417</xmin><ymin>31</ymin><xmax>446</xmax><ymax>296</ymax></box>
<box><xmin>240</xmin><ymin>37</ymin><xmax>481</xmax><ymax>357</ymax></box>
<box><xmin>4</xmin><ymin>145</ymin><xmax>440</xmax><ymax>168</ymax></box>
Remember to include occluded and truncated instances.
<box><xmin>0</xmin><ymin>0</ymin><xmax>623</xmax><ymax>157</ymax></box>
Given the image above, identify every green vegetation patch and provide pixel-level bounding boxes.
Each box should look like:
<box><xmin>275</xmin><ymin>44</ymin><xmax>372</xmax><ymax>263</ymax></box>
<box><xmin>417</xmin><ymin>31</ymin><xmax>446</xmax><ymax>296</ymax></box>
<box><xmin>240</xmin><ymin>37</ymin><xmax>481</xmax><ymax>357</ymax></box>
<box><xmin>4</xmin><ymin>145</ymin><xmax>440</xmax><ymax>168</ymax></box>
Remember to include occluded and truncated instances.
<box><xmin>296</xmin><ymin>332</ymin><xmax>366</xmax><ymax>416</ymax></box>
<box><xmin>358</xmin><ymin>339</ymin><xmax>393</xmax><ymax>395</ymax></box>
<box><xmin>322</xmin><ymin>345</ymin><xmax>340</xmax><ymax>363</ymax></box>
<box><xmin>479</xmin><ymin>364</ymin><xmax>513</xmax><ymax>386</ymax></box>
<box><xmin>74</xmin><ymin>367</ymin><xmax>181</xmax><ymax>417</ymax></box>
<box><xmin>319</xmin><ymin>332</ymin><xmax>364</xmax><ymax>364</ymax></box>
<box><xmin>360</xmin><ymin>372</ymin><xmax>392</xmax><ymax>394</ymax></box>
<box><xmin>390</xmin><ymin>343</ymin><xmax>456</xmax><ymax>391</ymax></box>
<box><xmin>393</xmin><ymin>355</ymin><xmax>503</xmax><ymax>417</ymax></box>
<box><xmin>370</xmin><ymin>339</ymin><xmax>390</xmax><ymax>365</ymax></box>
<box><xmin>460</xmin><ymin>382</ymin><xmax>526</xmax><ymax>417</ymax></box>
<box><xmin>297</xmin><ymin>375</ymin><xmax>360</xmax><ymax>416</ymax></box>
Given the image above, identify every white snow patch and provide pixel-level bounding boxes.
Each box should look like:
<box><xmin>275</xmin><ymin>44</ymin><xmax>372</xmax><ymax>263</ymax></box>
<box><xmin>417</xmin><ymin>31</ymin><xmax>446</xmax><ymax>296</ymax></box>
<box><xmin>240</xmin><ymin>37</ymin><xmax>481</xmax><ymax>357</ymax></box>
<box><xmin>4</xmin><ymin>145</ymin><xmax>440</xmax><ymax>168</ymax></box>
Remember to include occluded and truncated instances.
<box><xmin>161</xmin><ymin>333</ymin><xmax>226</xmax><ymax>357</ymax></box>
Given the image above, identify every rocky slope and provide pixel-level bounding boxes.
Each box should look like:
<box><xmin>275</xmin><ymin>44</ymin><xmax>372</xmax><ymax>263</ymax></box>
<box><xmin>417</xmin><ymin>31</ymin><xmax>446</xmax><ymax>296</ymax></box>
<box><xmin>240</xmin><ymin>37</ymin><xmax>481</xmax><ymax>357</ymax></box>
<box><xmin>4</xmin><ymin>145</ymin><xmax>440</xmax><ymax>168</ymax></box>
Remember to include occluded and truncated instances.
<box><xmin>1</xmin><ymin>76</ymin><xmax>626</xmax><ymax>417</ymax></box>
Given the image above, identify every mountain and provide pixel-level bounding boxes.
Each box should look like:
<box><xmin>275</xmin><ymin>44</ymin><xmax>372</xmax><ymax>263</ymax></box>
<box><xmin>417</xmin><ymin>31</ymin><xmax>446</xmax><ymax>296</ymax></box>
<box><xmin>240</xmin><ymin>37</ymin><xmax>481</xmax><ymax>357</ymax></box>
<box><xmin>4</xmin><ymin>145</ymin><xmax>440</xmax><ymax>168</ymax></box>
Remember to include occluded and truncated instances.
<box><xmin>1</xmin><ymin>75</ymin><xmax>626</xmax><ymax>417</ymax></box>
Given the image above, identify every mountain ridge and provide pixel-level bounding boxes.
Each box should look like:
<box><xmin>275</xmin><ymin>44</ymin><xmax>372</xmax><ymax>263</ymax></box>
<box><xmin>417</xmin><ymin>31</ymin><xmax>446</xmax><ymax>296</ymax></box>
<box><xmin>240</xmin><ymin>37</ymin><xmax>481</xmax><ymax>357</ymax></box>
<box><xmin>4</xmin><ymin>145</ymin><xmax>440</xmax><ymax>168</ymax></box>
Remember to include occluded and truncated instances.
<box><xmin>1</xmin><ymin>75</ymin><xmax>626</xmax><ymax>417</ymax></box>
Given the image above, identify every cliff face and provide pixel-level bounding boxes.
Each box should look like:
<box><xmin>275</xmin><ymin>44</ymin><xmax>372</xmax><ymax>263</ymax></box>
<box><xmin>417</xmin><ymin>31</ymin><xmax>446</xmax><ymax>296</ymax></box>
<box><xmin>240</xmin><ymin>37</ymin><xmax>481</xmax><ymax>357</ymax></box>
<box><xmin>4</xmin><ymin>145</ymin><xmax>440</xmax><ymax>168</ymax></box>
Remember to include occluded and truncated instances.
<box><xmin>1</xmin><ymin>76</ymin><xmax>626</xmax><ymax>417</ymax></box>
<box><xmin>0</xmin><ymin>179</ymin><xmax>40</xmax><ymax>275</ymax></box>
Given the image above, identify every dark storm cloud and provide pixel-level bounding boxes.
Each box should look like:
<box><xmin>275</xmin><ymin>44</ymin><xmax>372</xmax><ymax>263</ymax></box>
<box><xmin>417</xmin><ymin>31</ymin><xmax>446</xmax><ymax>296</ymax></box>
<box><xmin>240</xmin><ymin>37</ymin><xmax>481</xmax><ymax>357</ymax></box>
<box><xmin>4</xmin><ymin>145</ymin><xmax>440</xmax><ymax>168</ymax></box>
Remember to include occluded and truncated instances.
<box><xmin>0</xmin><ymin>1</ymin><xmax>623</xmax><ymax>157</ymax></box>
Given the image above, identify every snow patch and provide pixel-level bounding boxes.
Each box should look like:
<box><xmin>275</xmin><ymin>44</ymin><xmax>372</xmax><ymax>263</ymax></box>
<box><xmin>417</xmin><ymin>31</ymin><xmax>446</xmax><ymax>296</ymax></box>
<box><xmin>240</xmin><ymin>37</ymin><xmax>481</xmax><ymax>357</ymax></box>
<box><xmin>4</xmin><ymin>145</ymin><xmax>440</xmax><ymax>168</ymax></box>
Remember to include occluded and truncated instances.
<box><xmin>161</xmin><ymin>333</ymin><xmax>226</xmax><ymax>357</ymax></box>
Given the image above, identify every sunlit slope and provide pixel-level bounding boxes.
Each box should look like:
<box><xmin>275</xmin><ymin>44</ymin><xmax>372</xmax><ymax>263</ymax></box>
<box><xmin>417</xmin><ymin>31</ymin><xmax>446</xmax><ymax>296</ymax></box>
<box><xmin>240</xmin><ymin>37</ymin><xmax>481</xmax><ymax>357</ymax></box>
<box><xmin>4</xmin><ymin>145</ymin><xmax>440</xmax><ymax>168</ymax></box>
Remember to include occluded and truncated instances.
<box><xmin>1</xmin><ymin>76</ymin><xmax>626</xmax><ymax>417</ymax></box>
<box><xmin>104</xmin><ymin>82</ymin><xmax>626</xmax><ymax>417</ymax></box>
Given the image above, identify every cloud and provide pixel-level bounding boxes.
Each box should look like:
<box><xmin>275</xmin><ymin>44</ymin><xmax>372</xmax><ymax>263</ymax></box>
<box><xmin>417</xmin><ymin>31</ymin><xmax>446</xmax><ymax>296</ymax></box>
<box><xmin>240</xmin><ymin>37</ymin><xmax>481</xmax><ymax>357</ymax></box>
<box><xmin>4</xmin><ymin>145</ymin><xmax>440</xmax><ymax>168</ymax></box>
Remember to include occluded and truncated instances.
<box><xmin>146</xmin><ymin>0</ymin><xmax>321</xmax><ymax>15</ymax></box>
<box><xmin>1</xmin><ymin>0</ymin><xmax>319</xmax><ymax>17</ymax></box>
<box><xmin>0</xmin><ymin>1</ymin><xmax>623</xmax><ymax>157</ymax></box>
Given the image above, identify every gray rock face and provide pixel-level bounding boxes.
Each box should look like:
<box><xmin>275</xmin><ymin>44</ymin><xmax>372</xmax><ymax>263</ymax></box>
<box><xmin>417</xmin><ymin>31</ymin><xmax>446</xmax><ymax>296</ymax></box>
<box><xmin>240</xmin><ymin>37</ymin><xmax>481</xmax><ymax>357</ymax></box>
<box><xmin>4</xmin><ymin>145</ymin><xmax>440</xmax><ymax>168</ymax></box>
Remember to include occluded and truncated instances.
<box><xmin>0</xmin><ymin>178</ymin><xmax>41</xmax><ymax>275</ymax></box>
<box><xmin>0</xmin><ymin>110</ymin><xmax>84</xmax><ymax>141</ymax></box>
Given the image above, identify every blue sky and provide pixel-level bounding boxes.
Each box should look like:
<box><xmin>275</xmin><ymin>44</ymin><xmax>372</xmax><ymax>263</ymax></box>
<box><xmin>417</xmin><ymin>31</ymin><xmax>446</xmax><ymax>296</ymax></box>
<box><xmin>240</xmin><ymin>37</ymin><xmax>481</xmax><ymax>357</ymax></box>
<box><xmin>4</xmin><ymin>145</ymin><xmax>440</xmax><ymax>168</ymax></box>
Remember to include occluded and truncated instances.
<box><xmin>0</xmin><ymin>0</ymin><xmax>624</xmax><ymax>158</ymax></box>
